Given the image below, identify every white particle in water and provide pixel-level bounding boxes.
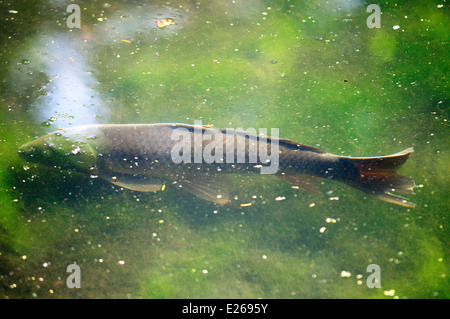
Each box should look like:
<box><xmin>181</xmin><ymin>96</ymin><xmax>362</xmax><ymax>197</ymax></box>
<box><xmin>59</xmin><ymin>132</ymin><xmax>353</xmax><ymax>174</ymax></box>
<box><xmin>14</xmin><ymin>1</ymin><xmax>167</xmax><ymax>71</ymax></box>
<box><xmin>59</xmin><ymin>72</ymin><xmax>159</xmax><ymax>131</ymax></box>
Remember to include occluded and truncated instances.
<box><xmin>383</xmin><ymin>289</ymin><xmax>395</xmax><ymax>296</ymax></box>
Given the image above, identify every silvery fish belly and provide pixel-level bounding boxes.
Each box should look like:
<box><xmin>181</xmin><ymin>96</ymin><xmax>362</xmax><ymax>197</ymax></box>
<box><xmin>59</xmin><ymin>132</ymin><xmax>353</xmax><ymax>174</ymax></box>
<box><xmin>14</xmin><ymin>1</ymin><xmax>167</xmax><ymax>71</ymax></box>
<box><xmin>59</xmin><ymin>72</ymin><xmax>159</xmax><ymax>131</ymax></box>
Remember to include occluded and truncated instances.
<box><xmin>18</xmin><ymin>123</ymin><xmax>416</xmax><ymax>207</ymax></box>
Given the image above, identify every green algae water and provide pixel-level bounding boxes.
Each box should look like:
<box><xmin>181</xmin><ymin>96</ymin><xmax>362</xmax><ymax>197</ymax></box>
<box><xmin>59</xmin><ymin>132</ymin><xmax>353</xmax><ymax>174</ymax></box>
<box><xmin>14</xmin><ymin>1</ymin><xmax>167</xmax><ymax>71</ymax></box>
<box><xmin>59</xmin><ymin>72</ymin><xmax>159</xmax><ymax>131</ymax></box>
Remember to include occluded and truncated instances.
<box><xmin>0</xmin><ymin>0</ymin><xmax>448</xmax><ymax>299</ymax></box>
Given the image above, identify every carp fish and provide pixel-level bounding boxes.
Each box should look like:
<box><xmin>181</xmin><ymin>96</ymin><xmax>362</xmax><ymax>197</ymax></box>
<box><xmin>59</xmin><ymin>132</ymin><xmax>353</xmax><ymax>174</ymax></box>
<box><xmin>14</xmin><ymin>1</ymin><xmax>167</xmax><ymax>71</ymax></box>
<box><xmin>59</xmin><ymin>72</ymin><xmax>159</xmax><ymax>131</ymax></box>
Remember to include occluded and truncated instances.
<box><xmin>18</xmin><ymin>123</ymin><xmax>416</xmax><ymax>207</ymax></box>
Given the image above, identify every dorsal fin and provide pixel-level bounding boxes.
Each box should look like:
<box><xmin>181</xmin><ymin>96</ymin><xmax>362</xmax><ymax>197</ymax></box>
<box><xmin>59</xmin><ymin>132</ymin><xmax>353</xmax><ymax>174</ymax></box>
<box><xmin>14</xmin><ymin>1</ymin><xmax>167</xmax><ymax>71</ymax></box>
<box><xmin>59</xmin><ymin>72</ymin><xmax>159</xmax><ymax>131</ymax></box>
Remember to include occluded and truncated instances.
<box><xmin>164</xmin><ymin>123</ymin><xmax>326</xmax><ymax>154</ymax></box>
<box><xmin>266</xmin><ymin>137</ymin><xmax>326</xmax><ymax>153</ymax></box>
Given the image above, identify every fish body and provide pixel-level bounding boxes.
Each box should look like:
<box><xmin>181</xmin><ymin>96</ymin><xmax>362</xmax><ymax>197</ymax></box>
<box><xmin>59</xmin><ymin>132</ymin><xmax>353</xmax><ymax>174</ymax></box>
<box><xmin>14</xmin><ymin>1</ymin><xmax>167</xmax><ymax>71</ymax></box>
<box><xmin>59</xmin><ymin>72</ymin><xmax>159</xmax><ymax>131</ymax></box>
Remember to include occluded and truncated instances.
<box><xmin>18</xmin><ymin>123</ymin><xmax>416</xmax><ymax>207</ymax></box>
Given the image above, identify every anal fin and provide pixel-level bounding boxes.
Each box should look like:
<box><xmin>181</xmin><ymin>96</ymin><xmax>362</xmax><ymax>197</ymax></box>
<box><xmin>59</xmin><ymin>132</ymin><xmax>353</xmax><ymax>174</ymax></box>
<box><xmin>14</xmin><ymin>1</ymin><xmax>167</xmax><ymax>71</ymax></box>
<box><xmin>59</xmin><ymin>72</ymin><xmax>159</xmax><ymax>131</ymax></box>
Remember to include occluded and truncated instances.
<box><xmin>278</xmin><ymin>173</ymin><xmax>320</xmax><ymax>194</ymax></box>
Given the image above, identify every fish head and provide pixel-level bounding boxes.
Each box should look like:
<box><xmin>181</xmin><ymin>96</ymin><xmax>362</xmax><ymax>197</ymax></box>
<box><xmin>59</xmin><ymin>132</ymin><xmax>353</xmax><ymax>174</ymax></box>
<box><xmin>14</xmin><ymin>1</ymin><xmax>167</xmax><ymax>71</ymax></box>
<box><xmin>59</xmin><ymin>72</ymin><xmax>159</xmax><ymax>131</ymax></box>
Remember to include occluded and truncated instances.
<box><xmin>18</xmin><ymin>130</ymin><xmax>97</xmax><ymax>173</ymax></box>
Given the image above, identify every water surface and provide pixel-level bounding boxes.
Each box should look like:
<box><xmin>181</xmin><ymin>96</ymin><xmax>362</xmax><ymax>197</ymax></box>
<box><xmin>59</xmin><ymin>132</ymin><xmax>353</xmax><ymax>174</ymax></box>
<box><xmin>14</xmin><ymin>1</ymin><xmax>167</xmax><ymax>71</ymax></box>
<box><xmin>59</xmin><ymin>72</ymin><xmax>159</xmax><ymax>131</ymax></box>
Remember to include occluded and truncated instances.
<box><xmin>0</xmin><ymin>0</ymin><xmax>448</xmax><ymax>298</ymax></box>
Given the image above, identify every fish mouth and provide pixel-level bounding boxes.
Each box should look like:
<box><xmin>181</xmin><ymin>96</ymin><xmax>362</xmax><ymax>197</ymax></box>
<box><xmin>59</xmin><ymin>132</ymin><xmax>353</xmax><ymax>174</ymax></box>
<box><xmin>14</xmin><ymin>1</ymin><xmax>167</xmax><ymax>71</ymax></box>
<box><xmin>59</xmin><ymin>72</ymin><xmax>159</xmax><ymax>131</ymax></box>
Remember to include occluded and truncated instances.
<box><xmin>18</xmin><ymin>138</ymin><xmax>46</xmax><ymax>162</ymax></box>
<box><xmin>18</xmin><ymin>134</ymin><xmax>50</xmax><ymax>159</ymax></box>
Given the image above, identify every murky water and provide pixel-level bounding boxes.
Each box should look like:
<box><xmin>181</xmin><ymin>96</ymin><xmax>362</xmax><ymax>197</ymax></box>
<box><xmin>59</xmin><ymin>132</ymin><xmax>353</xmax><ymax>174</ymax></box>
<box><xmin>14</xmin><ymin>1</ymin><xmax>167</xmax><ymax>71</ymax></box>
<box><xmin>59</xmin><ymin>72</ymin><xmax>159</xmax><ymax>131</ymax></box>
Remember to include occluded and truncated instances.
<box><xmin>0</xmin><ymin>0</ymin><xmax>448</xmax><ymax>299</ymax></box>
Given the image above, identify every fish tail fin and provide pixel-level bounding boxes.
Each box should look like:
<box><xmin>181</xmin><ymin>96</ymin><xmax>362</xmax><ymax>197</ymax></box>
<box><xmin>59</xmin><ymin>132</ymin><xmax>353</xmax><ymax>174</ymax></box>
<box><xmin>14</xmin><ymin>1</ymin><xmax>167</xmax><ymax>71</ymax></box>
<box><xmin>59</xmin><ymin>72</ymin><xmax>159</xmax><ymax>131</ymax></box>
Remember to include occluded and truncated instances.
<box><xmin>342</xmin><ymin>147</ymin><xmax>416</xmax><ymax>207</ymax></box>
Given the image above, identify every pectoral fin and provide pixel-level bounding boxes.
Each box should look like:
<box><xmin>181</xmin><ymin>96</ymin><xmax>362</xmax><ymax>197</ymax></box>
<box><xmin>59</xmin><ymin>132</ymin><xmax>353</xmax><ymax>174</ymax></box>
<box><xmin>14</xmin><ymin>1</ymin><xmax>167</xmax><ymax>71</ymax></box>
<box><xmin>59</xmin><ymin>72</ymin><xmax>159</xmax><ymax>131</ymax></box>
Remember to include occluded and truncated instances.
<box><xmin>178</xmin><ymin>175</ymin><xmax>230</xmax><ymax>205</ymax></box>
<box><xmin>100</xmin><ymin>173</ymin><xmax>163</xmax><ymax>192</ymax></box>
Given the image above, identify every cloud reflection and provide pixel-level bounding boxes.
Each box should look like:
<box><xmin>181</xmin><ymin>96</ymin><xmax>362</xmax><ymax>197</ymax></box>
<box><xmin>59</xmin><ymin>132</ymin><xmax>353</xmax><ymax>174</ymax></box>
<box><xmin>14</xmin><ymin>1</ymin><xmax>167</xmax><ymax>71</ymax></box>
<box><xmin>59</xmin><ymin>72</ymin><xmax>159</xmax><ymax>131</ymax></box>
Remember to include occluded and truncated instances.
<box><xmin>32</xmin><ymin>35</ymin><xmax>108</xmax><ymax>129</ymax></box>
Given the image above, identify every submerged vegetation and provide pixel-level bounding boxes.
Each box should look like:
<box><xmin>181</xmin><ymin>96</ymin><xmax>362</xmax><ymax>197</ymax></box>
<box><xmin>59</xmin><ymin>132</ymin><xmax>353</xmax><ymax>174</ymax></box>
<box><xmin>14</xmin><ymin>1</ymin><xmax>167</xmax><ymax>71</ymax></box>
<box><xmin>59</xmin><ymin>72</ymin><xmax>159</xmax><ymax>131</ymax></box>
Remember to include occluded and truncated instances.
<box><xmin>0</xmin><ymin>0</ymin><xmax>448</xmax><ymax>298</ymax></box>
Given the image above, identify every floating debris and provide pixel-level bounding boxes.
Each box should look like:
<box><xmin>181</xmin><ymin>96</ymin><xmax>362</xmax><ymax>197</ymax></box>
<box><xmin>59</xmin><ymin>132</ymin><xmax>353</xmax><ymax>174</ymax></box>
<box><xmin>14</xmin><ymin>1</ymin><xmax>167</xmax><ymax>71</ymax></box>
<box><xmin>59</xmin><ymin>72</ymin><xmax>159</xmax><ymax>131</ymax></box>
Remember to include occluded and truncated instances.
<box><xmin>240</xmin><ymin>202</ymin><xmax>252</xmax><ymax>207</ymax></box>
<box><xmin>383</xmin><ymin>289</ymin><xmax>395</xmax><ymax>296</ymax></box>
<box><xmin>71</xmin><ymin>146</ymin><xmax>81</xmax><ymax>155</ymax></box>
<box><xmin>156</xmin><ymin>18</ymin><xmax>176</xmax><ymax>28</ymax></box>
